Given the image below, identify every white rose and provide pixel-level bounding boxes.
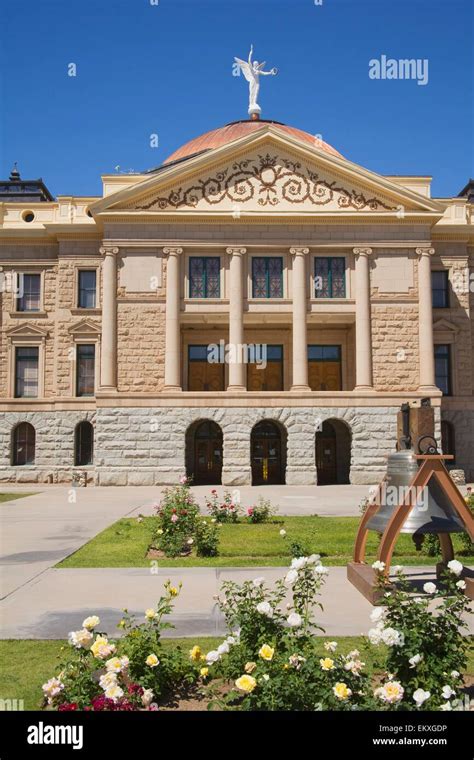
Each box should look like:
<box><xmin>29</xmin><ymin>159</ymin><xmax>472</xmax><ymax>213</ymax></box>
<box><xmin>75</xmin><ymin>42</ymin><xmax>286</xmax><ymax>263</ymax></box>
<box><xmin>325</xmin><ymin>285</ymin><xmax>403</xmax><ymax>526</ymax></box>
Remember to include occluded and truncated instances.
<box><xmin>368</xmin><ymin>625</ymin><xmax>384</xmax><ymax>645</ymax></box>
<box><xmin>68</xmin><ymin>628</ymin><xmax>93</xmax><ymax>649</ymax></box>
<box><xmin>440</xmin><ymin>702</ymin><xmax>452</xmax><ymax>711</ymax></box>
<box><xmin>105</xmin><ymin>684</ymin><xmax>124</xmax><ymax>702</ymax></box>
<box><xmin>370</xmin><ymin>607</ymin><xmax>386</xmax><ymax>623</ymax></box>
<box><xmin>307</xmin><ymin>554</ymin><xmax>320</xmax><ymax>565</ymax></box>
<box><xmin>217</xmin><ymin>641</ymin><xmax>230</xmax><ymax>656</ymax></box>
<box><xmin>442</xmin><ymin>685</ymin><xmax>455</xmax><ymax>699</ymax></box>
<box><xmin>287</xmin><ymin>612</ymin><xmax>302</xmax><ymax>628</ymax></box>
<box><xmin>99</xmin><ymin>672</ymin><xmax>118</xmax><ymax>690</ymax></box>
<box><xmin>291</xmin><ymin>557</ymin><xmax>307</xmax><ymax>570</ymax></box>
<box><xmin>450</xmin><ymin>670</ymin><xmax>460</xmax><ymax>679</ymax></box>
<box><xmin>225</xmin><ymin>636</ymin><xmax>236</xmax><ymax>646</ymax></box>
<box><xmin>252</xmin><ymin>577</ymin><xmax>265</xmax><ymax>587</ymax></box>
<box><xmin>371</xmin><ymin>560</ymin><xmax>385</xmax><ymax>572</ymax></box>
<box><xmin>423</xmin><ymin>582</ymin><xmax>437</xmax><ymax>594</ymax></box>
<box><xmin>82</xmin><ymin>615</ymin><xmax>100</xmax><ymax>630</ymax></box>
<box><xmin>279</xmin><ymin>529</ymin><xmax>286</xmax><ymax>537</ymax></box>
<box><xmin>313</xmin><ymin>565</ymin><xmax>328</xmax><ymax>575</ymax></box>
<box><xmin>456</xmin><ymin>580</ymin><xmax>466</xmax><ymax>590</ymax></box>
<box><xmin>206</xmin><ymin>650</ymin><xmax>220</xmax><ymax>664</ymax></box>
<box><xmin>413</xmin><ymin>688</ymin><xmax>430</xmax><ymax>706</ymax></box>
<box><xmin>324</xmin><ymin>641</ymin><xmax>338</xmax><ymax>652</ymax></box>
<box><xmin>381</xmin><ymin>627</ymin><xmax>404</xmax><ymax>647</ymax></box>
<box><xmin>256</xmin><ymin>601</ymin><xmax>273</xmax><ymax>617</ymax></box>
<box><xmin>409</xmin><ymin>654</ymin><xmax>423</xmax><ymax>668</ymax></box>
<box><xmin>285</xmin><ymin>569</ymin><xmax>299</xmax><ymax>586</ymax></box>
<box><xmin>447</xmin><ymin>559</ymin><xmax>463</xmax><ymax>576</ymax></box>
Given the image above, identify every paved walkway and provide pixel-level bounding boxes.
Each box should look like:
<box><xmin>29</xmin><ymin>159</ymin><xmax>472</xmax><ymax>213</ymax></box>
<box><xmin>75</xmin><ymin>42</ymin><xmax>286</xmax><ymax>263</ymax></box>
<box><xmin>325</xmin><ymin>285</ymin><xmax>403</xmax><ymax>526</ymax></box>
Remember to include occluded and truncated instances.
<box><xmin>1</xmin><ymin>486</ymin><xmax>472</xmax><ymax>640</ymax></box>
<box><xmin>4</xmin><ymin>565</ymin><xmax>471</xmax><ymax>640</ymax></box>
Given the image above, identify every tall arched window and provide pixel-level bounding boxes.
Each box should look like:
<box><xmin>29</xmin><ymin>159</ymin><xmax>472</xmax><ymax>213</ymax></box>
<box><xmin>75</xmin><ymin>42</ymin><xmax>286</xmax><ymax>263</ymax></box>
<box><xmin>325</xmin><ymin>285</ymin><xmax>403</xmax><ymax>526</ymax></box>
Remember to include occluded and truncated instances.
<box><xmin>12</xmin><ymin>422</ymin><xmax>36</xmax><ymax>465</ymax></box>
<box><xmin>74</xmin><ymin>421</ymin><xmax>94</xmax><ymax>466</ymax></box>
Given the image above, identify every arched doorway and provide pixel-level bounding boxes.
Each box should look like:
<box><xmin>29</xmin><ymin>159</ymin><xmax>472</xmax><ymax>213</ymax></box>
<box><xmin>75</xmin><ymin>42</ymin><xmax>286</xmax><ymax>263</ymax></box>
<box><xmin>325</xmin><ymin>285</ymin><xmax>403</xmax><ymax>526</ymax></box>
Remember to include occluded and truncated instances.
<box><xmin>187</xmin><ymin>420</ymin><xmax>223</xmax><ymax>485</ymax></box>
<box><xmin>316</xmin><ymin>419</ymin><xmax>351</xmax><ymax>485</ymax></box>
<box><xmin>251</xmin><ymin>420</ymin><xmax>286</xmax><ymax>485</ymax></box>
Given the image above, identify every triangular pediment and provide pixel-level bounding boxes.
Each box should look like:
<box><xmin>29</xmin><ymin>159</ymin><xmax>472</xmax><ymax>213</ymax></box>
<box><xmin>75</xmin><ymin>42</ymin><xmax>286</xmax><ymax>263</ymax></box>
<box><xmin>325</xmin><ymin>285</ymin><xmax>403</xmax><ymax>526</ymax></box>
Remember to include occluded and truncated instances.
<box><xmin>433</xmin><ymin>318</ymin><xmax>460</xmax><ymax>334</ymax></box>
<box><xmin>91</xmin><ymin>126</ymin><xmax>445</xmax><ymax>218</ymax></box>
<box><xmin>68</xmin><ymin>319</ymin><xmax>101</xmax><ymax>335</ymax></box>
<box><xmin>6</xmin><ymin>322</ymin><xmax>48</xmax><ymax>338</ymax></box>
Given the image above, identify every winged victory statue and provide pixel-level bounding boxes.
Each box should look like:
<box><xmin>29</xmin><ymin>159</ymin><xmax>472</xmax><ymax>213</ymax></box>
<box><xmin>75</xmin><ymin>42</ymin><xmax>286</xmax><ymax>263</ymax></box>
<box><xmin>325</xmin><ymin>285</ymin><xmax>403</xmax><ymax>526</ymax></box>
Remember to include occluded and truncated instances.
<box><xmin>234</xmin><ymin>45</ymin><xmax>277</xmax><ymax>117</ymax></box>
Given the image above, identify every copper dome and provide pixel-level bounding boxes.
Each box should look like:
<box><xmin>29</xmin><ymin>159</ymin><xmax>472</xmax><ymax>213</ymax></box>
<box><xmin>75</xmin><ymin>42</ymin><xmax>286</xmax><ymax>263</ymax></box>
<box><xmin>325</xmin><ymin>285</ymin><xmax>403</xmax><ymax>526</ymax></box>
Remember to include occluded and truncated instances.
<box><xmin>163</xmin><ymin>120</ymin><xmax>342</xmax><ymax>165</ymax></box>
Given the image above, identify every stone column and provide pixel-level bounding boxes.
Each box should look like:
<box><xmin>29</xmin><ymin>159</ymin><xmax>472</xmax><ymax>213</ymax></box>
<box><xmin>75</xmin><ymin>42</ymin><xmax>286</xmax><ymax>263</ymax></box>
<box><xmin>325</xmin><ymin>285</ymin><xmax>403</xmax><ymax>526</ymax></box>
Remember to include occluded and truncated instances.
<box><xmin>163</xmin><ymin>247</ymin><xmax>183</xmax><ymax>391</ymax></box>
<box><xmin>290</xmin><ymin>247</ymin><xmax>310</xmax><ymax>391</ymax></box>
<box><xmin>354</xmin><ymin>247</ymin><xmax>374</xmax><ymax>390</ymax></box>
<box><xmin>226</xmin><ymin>247</ymin><xmax>247</xmax><ymax>391</ymax></box>
<box><xmin>416</xmin><ymin>246</ymin><xmax>437</xmax><ymax>391</ymax></box>
<box><xmin>99</xmin><ymin>245</ymin><xmax>119</xmax><ymax>390</ymax></box>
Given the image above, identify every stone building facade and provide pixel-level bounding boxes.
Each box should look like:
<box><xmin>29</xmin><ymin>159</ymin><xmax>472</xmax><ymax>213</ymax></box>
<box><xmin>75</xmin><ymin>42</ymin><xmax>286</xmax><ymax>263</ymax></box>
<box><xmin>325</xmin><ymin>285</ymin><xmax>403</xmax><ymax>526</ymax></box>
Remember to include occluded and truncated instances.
<box><xmin>0</xmin><ymin>120</ymin><xmax>473</xmax><ymax>485</ymax></box>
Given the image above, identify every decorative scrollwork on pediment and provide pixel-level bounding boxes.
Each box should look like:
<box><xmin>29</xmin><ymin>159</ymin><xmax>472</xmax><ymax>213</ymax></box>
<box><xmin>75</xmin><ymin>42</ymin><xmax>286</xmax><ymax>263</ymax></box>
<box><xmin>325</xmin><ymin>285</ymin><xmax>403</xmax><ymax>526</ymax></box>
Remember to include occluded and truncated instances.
<box><xmin>132</xmin><ymin>154</ymin><xmax>396</xmax><ymax>211</ymax></box>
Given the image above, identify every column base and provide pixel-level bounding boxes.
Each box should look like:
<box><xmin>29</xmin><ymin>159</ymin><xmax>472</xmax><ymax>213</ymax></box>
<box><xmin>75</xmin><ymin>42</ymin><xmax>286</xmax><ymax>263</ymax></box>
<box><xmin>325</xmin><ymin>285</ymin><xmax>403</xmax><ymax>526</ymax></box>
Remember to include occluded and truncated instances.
<box><xmin>98</xmin><ymin>385</ymin><xmax>118</xmax><ymax>393</ymax></box>
<box><xmin>355</xmin><ymin>385</ymin><xmax>374</xmax><ymax>391</ymax></box>
<box><xmin>163</xmin><ymin>385</ymin><xmax>182</xmax><ymax>392</ymax></box>
<box><xmin>417</xmin><ymin>385</ymin><xmax>439</xmax><ymax>393</ymax></box>
<box><xmin>290</xmin><ymin>384</ymin><xmax>311</xmax><ymax>392</ymax></box>
<box><xmin>226</xmin><ymin>385</ymin><xmax>247</xmax><ymax>392</ymax></box>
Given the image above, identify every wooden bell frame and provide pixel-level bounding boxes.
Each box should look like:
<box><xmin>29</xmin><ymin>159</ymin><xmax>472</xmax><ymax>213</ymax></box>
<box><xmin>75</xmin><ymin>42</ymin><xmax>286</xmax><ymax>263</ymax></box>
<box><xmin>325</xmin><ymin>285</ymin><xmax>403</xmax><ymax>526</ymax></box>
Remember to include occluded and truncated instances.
<box><xmin>347</xmin><ymin>455</ymin><xmax>474</xmax><ymax>603</ymax></box>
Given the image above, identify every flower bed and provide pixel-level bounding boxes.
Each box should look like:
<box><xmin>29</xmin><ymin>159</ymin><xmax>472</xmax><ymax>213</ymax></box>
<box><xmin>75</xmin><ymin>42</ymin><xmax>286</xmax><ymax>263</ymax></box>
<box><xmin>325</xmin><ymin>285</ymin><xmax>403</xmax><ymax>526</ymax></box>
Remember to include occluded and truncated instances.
<box><xmin>42</xmin><ymin>560</ymin><xmax>473</xmax><ymax>712</ymax></box>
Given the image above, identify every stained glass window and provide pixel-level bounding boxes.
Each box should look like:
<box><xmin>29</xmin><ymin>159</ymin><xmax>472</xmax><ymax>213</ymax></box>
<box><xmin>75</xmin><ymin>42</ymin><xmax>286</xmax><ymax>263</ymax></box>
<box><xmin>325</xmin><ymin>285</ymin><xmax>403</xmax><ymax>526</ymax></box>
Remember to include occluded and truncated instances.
<box><xmin>189</xmin><ymin>257</ymin><xmax>220</xmax><ymax>298</ymax></box>
<box><xmin>252</xmin><ymin>257</ymin><xmax>283</xmax><ymax>298</ymax></box>
<box><xmin>314</xmin><ymin>258</ymin><xmax>346</xmax><ymax>298</ymax></box>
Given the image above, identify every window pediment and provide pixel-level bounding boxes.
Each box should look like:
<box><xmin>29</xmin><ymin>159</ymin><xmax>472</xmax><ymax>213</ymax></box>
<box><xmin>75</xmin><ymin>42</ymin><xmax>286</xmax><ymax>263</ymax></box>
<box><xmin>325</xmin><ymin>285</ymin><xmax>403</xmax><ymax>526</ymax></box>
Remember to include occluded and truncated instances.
<box><xmin>6</xmin><ymin>322</ymin><xmax>49</xmax><ymax>339</ymax></box>
<box><xmin>68</xmin><ymin>319</ymin><xmax>101</xmax><ymax>336</ymax></box>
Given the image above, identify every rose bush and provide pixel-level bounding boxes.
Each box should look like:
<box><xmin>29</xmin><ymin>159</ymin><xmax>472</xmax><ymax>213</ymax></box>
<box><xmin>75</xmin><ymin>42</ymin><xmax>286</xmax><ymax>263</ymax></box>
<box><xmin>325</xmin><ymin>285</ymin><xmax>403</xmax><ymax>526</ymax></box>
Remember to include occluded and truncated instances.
<box><xmin>152</xmin><ymin>480</ymin><xmax>200</xmax><ymax>557</ymax></box>
<box><xmin>205</xmin><ymin>489</ymin><xmax>241</xmax><ymax>523</ymax></box>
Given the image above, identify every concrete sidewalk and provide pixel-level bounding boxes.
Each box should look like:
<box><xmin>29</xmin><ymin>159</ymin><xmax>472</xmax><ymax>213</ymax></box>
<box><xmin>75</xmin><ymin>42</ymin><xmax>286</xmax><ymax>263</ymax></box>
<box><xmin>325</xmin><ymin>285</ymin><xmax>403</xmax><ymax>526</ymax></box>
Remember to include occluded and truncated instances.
<box><xmin>1</xmin><ymin>565</ymin><xmax>472</xmax><ymax>640</ymax></box>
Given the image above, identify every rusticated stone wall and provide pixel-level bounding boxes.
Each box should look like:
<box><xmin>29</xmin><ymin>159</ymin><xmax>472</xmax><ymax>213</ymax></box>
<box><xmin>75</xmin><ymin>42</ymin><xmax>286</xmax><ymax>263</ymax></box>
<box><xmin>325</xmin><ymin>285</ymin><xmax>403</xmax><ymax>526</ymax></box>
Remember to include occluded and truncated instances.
<box><xmin>371</xmin><ymin>305</ymin><xmax>420</xmax><ymax>391</ymax></box>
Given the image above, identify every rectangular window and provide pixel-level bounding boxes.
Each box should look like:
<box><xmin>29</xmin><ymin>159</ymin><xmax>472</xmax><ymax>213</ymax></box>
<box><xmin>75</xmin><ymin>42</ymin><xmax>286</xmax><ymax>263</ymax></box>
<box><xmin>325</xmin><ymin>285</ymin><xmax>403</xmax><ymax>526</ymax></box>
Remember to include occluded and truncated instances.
<box><xmin>189</xmin><ymin>257</ymin><xmax>220</xmax><ymax>298</ymax></box>
<box><xmin>434</xmin><ymin>344</ymin><xmax>452</xmax><ymax>395</ymax></box>
<box><xmin>188</xmin><ymin>344</ymin><xmax>225</xmax><ymax>391</ymax></box>
<box><xmin>247</xmin><ymin>345</ymin><xmax>283</xmax><ymax>391</ymax></box>
<box><xmin>252</xmin><ymin>257</ymin><xmax>283</xmax><ymax>298</ymax></box>
<box><xmin>78</xmin><ymin>270</ymin><xmax>97</xmax><ymax>308</ymax></box>
<box><xmin>17</xmin><ymin>274</ymin><xmax>41</xmax><ymax>312</ymax></box>
<box><xmin>15</xmin><ymin>347</ymin><xmax>39</xmax><ymax>397</ymax></box>
<box><xmin>314</xmin><ymin>258</ymin><xmax>346</xmax><ymax>298</ymax></box>
<box><xmin>432</xmin><ymin>271</ymin><xmax>449</xmax><ymax>308</ymax></box>
<box><xmin>76</xmin><ymin>344</ymin><xmax>95</xmax><ymax>397</ymax></box>
<box><xmin>308</xmin><ymin>345</ymin><xmax>342</xmax><ymax>391</ymax></box>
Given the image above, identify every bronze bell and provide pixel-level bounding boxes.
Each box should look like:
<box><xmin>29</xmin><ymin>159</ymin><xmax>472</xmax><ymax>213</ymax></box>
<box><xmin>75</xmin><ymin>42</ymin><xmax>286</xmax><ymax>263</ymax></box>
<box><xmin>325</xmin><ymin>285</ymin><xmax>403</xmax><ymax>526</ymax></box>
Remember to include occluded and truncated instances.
<box><xmin>366</xmin><ymin>448</ymin><xmax>465</xmax><ymax>537</ymax></box>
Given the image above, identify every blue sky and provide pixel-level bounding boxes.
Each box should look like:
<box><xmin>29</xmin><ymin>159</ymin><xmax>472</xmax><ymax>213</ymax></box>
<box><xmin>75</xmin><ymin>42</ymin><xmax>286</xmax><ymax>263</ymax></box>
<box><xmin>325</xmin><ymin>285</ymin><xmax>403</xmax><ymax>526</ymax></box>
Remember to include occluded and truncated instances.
<box><xmin>1</xmin><ymin>0</ymin><xmax>472</xmax><ymax>198</ymax></box>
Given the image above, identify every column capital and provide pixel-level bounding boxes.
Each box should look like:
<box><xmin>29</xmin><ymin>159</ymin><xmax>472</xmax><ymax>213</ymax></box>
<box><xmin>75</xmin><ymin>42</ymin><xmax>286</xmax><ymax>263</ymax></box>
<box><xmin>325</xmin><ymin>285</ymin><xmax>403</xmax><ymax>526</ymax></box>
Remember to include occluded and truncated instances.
<box><xmin>289</xmin><ymin>247</ymin><xmax>310</xmax><ymax>256</ymax></box>
<box><xmin>353</xmin><ymin>247</ymin><xmax>373</xmax><ymax>258</ymax></box>
<box><xmin>99</xmin><ymin>245</ymin><xmax>119</xmax><ymax>256</ymax></box>
<box><xmin>226</xmin><ymin>246</ymin><xmax>247</xmax><ymax>256</ymax></box>
<box><xmin>415</xmin><ymin>247</ymin><xmax>435</xmax><ymax>258</ymax></box>
<box><xmin>163</xmin><ymin>246</ymin><xmax>183</xmax><ymax>257</ymax></box>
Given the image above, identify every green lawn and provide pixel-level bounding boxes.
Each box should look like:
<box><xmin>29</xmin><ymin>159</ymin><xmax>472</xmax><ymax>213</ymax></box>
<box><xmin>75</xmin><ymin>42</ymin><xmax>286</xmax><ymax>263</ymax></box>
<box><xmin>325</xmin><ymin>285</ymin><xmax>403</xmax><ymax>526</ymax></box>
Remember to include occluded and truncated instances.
<box><xmin>57</xmin><ymin>516</ymin><xmax>474</xmax><ymax>568</ymax></box>
<box><xmin>0</xmin><ymin>492</ymin><xmax>37</xmax><ymax>504</ymax></box>
<box><xmin>3</xmin><ymin>637</ymin><xmax>472</xmax><ymax>710</ymax></box>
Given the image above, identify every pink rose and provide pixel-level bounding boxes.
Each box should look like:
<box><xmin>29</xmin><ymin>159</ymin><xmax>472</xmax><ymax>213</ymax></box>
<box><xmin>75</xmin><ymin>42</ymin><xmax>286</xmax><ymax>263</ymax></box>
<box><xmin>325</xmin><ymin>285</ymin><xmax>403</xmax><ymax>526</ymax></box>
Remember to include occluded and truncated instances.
<box><xmin>171</xmin><ymin>514</ymin><xmax>178</xmax><ymax>523</ymax></box>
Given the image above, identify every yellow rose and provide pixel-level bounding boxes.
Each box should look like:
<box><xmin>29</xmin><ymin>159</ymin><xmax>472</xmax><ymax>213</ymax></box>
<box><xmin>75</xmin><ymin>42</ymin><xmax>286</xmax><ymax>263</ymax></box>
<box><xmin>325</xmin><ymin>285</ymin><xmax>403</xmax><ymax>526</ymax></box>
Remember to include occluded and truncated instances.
<box><xmin>244</xmin><ymin>661</ymin><xmax>257</xmax><ymax>674</ymax></box>
<box><xmin>189</xmin><ymin>645</ymin><xmax>202</xmax><ymax>662</ymax></box>
<box><xmin>118</xmin><ymin>620</ymin><xmax>126</xmax><ymax>629</ymax></box>
<box><xmin>169</xmin><ymin>586</ymin><xmax>178</xmax><ymax>597</ymax></box>
<box><xmin>258</xmin><ymin>644</ymin><xmax>274</xmax><ymax>661</ymax></box>
<box><xmin>283</xmin><ymin>664</ymin><xmax>289</xmax><ymax>670</ymax></box>
<box><xmin>235</xmin><ymin>675</ymin><xmax>257</xmax><ymax>693</ymax></box>
<box><xmin>146</xmin><ymin>654</ymin><xmax>159</xmax><ymax>668</ymax></box>
<box><xmin>91</xmin><ymin>636</ymin><xmax>115</xmax><ymax>660</ymax></box>
<box><xmin>200</xmin><ymin>667</ymin><xmax>209</xmax><ymax>678</ymax></box>
<box><xmin>333</xmin><ymin>682</ymin><xmax>352</xmax><ymax>701</ymax></box>
<box><xmin>145</xmin><ymin>608</ymin><xmax>157</xmax><ymax>620</ymax></box>
<box><xmin>320</xmin><ymin>657</ymin><xmax>335</xmax><ymax>671</ymax></box>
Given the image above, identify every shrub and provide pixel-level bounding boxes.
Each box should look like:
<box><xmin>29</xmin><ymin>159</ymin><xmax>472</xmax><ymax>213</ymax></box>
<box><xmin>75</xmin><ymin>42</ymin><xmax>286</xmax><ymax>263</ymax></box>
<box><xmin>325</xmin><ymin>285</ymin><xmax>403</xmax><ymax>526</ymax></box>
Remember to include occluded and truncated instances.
<box><xmin>195</xmin><ymin>520</ymin><xmax>220</xmax><ymax>557</ymax></box>
<box><xmin>246</xmin><ymin>497</ymin><xmax>277</xmax><ymax>524</ymax></box>
<box><xmin>460</xmin><ymin>490</ymin><xmax>473</xmax><ymax>554</ymax></box>
<box><xmin>41</xmin><ymin>583</ymin><xmax>194</xmax><ymax>711</ymax></box>
<box><xmin>368</xmin><ymin>562</ymin><xmax>472</xmax><ymax>710</ymax></box>
<box><xmin>205</xmin><ymin>489</ymin><xmax>241</xmax><ymax>523</ymax></box>
<box><xmin>153</xmin><ymin>479</ymin><xmax>200</xmax><ymax>557</ymax></box>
